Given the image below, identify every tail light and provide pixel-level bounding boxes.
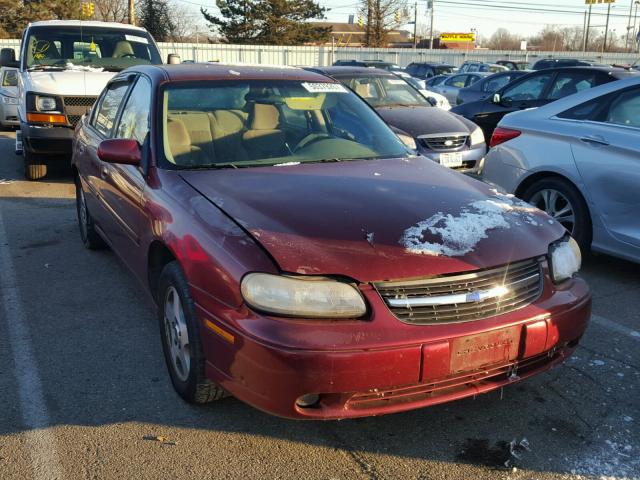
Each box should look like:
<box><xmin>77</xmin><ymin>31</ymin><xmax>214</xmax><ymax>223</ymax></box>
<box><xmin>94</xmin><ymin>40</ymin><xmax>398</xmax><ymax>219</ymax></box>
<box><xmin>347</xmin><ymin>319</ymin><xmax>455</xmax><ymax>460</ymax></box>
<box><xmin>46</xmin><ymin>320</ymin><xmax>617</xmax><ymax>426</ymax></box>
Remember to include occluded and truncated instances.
<box><xmin>490</xmin><ymin>127</ymin><xmax>521</xmax><ymax>147</ymax></box>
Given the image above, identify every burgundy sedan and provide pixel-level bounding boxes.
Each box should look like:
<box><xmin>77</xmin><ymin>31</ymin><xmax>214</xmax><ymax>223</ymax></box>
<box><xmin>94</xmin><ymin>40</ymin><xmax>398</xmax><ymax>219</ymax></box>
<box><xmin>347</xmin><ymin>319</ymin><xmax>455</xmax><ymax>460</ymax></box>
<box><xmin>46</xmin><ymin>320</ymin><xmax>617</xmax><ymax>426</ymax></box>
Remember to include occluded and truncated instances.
<box><xmin>72</xmin><ymin>64</ymin><xmax>591</xmax><ymax>419</ymax></box>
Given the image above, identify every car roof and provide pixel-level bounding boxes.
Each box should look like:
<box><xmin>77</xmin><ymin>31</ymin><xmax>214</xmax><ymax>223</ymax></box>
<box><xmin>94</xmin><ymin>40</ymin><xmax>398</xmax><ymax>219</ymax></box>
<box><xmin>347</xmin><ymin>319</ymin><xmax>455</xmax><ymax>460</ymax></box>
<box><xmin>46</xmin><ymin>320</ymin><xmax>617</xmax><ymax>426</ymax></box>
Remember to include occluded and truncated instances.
<box><xmin>531</xmin><ymin>66</ymin><xmax>634</xmax><ymax>78</ymax></box>
<box><xmin>310</xmin><ymin>66</ymin><xmax>395</xmax><ymax>77</ymax></box>
<box><xmin>127</xmin><ymin>64</ymin><xmax>339</xmax><ymax>83</ymax></box>
<box><xmin>408</xmin><ymin>62</ymin><xmax>454</xmax><ymax>67</ymax></box>
<box><xmin>28</xmin><ymin>20</ymin><xmax>149</xmax><ymax>32</ymax></box>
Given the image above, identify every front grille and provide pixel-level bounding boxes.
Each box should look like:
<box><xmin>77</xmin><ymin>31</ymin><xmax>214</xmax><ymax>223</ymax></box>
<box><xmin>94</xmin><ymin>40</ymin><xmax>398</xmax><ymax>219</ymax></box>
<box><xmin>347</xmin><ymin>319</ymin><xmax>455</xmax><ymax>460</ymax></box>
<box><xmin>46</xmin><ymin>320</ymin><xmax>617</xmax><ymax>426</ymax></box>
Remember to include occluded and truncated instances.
<box><xmin>420</xmin><ymin>134</ymin><xmax>468</xmax><ymax>151</ymax></box>
<box><xmin>375</xmin><ymin>258</ymin><xmax>543</xmax><ymax>324</ymax></box>
<box><xmin>62</xmin><ymin>96</ymin><xmax>97</xmax><ymax>126</ymax></box>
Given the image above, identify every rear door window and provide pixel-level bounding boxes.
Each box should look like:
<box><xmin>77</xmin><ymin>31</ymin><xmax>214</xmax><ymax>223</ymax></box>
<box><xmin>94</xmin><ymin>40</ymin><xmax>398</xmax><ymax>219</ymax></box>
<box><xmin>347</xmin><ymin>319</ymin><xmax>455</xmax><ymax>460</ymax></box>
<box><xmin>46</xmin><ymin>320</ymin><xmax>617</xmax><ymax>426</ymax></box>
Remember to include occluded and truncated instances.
<box><xmin>484</xmin><ymin>74</ymin><xmax>510</xmax><ymax>92</ymax></box>
<box><xmin>548</xmin><ymin>72</ymin><xmax>598</xmax><ymax>100</ymax></box>
<box><xmin>445</xmin><ymin>75</ymin><xmax>467</xmax><ymax>88</ymax></box>
<box><xmin>92</xmin><ymin>82</ymin><xmax>130</xmax><ymax>137</ymax></box>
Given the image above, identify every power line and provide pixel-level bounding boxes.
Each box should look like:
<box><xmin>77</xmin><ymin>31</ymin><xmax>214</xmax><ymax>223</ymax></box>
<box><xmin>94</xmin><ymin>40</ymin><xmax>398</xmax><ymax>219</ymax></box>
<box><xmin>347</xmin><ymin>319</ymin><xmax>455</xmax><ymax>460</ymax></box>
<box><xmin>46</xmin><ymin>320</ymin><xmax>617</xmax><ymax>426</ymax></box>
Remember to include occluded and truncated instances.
<box><xmin>434</xmin><ymin>0</ymin><xmax>634</xmax><ymax>18</ymax></box>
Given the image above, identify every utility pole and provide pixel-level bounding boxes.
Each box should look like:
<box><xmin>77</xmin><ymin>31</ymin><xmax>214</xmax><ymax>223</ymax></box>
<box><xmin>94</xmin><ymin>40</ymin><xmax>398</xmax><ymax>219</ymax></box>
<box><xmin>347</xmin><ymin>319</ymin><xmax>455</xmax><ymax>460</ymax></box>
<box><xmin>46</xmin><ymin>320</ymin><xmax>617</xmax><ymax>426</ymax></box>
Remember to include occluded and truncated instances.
<box><xmin>626</xmin><ymin>0</ymin><xmax>635</xmax><ymax>51</ymax></box>
<box><xmin>603</xmin><ymin>2</ymin><xmax>611</xmax><ymax>52</ymax></box>
<box><xmin>582</xmin><ymin>10</ymin><xmax>587</xmax><ymax>51</ymax></box>
<box><xmin>413</xmin><ymin>2</ymin><xmax>418</xmax><ymax>48</ymax></box>
<box><xmin>585</xmin><ymin>3</ymin><xmax>592</xmax><ymax>51</ymax></box>
<box><xmin>429</xmin><ymin>0</ymin><xmax>435</xmax><ymax>49</ymax></box>
<box><xmin>129</xmin><ymin>0</ymin><xmax>135</xmax><ymax>25</ymax></box>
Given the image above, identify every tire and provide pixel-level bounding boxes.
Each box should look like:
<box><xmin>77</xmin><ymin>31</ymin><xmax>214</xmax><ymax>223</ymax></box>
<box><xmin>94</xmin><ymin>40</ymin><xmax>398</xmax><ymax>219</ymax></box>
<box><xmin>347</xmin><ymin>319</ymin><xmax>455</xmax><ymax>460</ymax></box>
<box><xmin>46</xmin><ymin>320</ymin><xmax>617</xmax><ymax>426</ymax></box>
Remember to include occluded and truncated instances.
<box><xmin>521</xmin><ymin>177</ymin><xmax>592</xmax><ymax>252</ymax></box>
<box><xmin>75</xmin><ymin>177</ymin><xmax>106</xmax><ymax>250</ymax></box>
<box><xmin>24</xmin><ymin>149</ymin><xmax>47</xmax><ymax>180</ymax></box>
<box><xmin>157</xmin><ymin>261</ymin><xmax>227</xmax><ymax>404</ymax></box>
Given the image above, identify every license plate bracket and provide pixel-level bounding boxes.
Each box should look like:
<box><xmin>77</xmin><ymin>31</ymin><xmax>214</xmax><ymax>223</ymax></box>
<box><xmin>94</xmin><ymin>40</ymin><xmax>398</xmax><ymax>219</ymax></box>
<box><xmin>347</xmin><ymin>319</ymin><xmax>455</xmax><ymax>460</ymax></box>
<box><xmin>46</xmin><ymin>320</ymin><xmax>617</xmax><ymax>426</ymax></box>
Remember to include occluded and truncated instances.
<box><xmin>450</xmin><ymin>327</ymin><xmax>520</xmax><ymax>374</ymax></box>
<box><xmin>439</xmin><ymin>152</ymin><xmax>463</xmax><ymax>168</ymax></box>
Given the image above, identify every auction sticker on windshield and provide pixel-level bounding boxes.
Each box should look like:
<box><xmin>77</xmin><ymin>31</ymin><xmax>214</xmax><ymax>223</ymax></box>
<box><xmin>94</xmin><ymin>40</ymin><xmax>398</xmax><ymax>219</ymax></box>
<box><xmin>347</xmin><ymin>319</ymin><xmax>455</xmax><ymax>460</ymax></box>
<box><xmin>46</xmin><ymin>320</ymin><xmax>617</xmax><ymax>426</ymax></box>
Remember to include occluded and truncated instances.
<box><xmin>125</xmin><ymin>34</ymin><xmax>149</xmax><ymax>44</ymax></box>
<box><xmin>440</xmin><ymin>152</ymin><xmax>463</xmax><ymax>168</ymax></box>
<box><xmin>301</xmin><ymin>83</ymin><xmax>347</xmax><ymax>93</ymax></box>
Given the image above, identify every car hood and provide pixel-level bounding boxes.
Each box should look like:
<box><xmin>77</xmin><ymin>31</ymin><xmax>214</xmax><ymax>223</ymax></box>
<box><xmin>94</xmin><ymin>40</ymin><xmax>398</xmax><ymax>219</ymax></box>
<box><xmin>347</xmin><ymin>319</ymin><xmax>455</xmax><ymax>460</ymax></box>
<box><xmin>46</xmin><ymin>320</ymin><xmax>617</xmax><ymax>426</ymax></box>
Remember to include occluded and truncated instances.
<box><xmin>179</xmin><ymin>157</ymin><xmax>564</xmax><ymax>282</ymax></box>
<box><xmin>26</xmin><ymin>70</ymin><xmax>116</xmax><ymax>96</ymax></box>
<box><xmin>376</xmin><ymin>106</ymin><xmax>472</xmax><ymax>137</ymax></box>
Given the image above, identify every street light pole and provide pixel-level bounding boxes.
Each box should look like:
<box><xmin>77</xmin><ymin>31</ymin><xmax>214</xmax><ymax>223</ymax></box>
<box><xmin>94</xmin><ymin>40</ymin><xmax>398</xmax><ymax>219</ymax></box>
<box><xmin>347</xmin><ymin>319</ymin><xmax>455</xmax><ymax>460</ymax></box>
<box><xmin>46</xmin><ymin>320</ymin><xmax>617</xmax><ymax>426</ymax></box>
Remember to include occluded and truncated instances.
<box><xmin>429</xmin><ymin>0</ymin><xmax>435</xmax><ymax>49</ymax></box>
<box><xmin>413</xmin><ymin>2</ymin><xmax>418</xmax><ymax>48</ymax></box>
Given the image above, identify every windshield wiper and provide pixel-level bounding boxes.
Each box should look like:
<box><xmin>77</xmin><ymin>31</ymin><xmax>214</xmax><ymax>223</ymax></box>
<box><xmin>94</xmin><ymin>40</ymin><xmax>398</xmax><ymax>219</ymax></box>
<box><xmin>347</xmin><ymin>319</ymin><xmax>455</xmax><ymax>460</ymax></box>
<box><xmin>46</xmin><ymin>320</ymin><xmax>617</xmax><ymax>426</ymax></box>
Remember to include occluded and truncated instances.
<box><xmin>180</xmin><ymin>162</ymin><xmax>241</xmax><ymax>170</ymax></box>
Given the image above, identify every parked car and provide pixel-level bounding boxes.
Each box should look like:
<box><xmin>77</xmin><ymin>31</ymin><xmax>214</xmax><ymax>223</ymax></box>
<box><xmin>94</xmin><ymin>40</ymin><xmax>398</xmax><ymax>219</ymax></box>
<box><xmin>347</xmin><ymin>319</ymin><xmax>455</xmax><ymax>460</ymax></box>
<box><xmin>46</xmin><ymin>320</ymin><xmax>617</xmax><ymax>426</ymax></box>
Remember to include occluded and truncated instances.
<box><xmin>456</xmin><ymin>70</ymin><xmax>529</xmax><ymax>105</ymax></box>
<box><xmin>451</xmin><ymin>67</ymin><xmax>635</xmax><ymax>139</ymax></box>
<box><xmin>392</xmin><ymin>71</ymin><xmax>451</xmax><ymax>110</ymax></box>
<box><xmin>72</xmin><ymin>63</ymin><xmax>591</xmax><ymax>420</ymax></box>
<box><xmin>405</xmin><ymin>62</ymin><xmax>455</xmax><ymax>79</ymax></box>
<box><xmin>425</xmin><ymin>74</ymin><xmax>450</xmax><ymax>88</ymax></box>
<box><xmin>0</xmin><ymin>67</ymin><xmax>19</xmax><ymax>128</ymax></box>
<box><xmin>0</xmin><ymin>20</ymin><xmax>166</xmax><ymax>180</ymax></box>
<box><xmin>458</xmin><ymin>61</ymin><xmax>509</xmax><ymax>73</ymax></box>
<box><xmin>431</xmin><ymin>72</ymin><xmax>491</xmax><ymax>103</ymax></box>
<box><xmin>482</xmin><ymin>75</ymin><xmax>640</xmax><ymax>262</ymax></box>
<box><xmin>496</xmin><ymin>60</ymin><xmax>531</xmax><ymax>71</ymax></box>
<box><xmin>531</xmin><ymin>58</ymin><xmax>607</xmax><ymax>70</ymax></box>
<box><xmin>333</xmin><ymin>59</ymin><xmax>403</xmax><ymax>72</ymax></box>
<box><xmin>309</xmin><ymin>66</ymin><xmax>485</xmax><ymax>170</ymax></box>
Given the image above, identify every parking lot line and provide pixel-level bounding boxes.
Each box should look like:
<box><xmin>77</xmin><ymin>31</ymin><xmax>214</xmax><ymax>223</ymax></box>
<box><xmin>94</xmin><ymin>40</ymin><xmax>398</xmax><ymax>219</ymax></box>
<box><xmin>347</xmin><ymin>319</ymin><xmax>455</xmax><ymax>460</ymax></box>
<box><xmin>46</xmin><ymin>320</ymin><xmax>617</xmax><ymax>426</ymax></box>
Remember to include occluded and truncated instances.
<box><xmin>591</xmin><ymin>314</ymin><xmax>640</xmax><ymax>343</ymax></box>
<box><xmin>0</xmin><ymin>209</ymin><xmax>63</xmax><ymax>480</ymax></box>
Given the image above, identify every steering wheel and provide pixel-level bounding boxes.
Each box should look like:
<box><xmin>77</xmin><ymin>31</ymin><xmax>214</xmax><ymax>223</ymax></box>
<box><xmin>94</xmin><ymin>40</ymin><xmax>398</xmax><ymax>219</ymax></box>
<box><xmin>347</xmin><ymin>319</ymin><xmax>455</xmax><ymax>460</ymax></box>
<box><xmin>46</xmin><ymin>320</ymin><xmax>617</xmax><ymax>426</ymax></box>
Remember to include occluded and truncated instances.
<box><xmin>293</xmin><ymin>133</ymin><xmax>333</xmax><ymax>152</ymax></box>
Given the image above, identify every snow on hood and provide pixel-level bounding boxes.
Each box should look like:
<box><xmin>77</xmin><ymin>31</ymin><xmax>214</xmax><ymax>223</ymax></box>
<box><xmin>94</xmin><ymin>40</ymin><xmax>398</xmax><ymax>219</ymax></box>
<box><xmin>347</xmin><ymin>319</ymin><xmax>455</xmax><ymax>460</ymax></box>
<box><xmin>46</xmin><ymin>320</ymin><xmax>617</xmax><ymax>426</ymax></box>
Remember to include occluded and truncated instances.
<box><xmin>401</xmin><ymin>191</ymin><xmax>549</xmax><ymax>257</ymax></box>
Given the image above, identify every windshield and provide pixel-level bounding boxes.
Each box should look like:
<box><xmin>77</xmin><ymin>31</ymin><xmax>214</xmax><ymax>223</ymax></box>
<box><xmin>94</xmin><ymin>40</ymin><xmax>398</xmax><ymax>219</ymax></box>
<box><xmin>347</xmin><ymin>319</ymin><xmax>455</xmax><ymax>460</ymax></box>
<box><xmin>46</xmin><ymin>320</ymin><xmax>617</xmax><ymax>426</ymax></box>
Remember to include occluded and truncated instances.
<box><xmin>339</xmin><ymin>75</ymin><xmax>430</xmax><ymax>108</ymax></box>
<box><xmin>161</xmin><ymin>80</ymin><xmax>411</xmax><ymax>169</ymax></box>
<box><xmin>23</xmin><ymin>26</ymin><xmax>162</xmax><ymax>71</ymax></box>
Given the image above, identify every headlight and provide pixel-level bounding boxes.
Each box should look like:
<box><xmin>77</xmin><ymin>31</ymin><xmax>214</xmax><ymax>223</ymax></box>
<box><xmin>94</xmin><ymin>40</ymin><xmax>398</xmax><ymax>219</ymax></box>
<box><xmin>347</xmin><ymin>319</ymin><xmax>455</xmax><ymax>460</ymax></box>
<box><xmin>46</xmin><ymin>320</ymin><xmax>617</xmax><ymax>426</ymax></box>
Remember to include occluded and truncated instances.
<box><xmin>240</xmin><ymin>273</ymin><xmax>367</xmax><ymax>318</ymax></box>
<box><xmin>37</xmin><ymin>96</ymin><xmax>57</xmax><ymax>111</ymax></box>
<box><xmin>470</xmin><ymin>126</ymin><xmax>485</xmax><ymax>146</ymax></box>
<box><xmin>396</xmin><ymin>133</ymin><xmax>417</xmax><ymax>150</ymax></box>
<box><xmin>549</xmin><ymin>236</ymin><xmax>581</xmax><ymax>283</ymax></box>
<box><xmin>1</xmin><ymin>95</ymin><xmax>18</xmax><ymax>105</ymax></box>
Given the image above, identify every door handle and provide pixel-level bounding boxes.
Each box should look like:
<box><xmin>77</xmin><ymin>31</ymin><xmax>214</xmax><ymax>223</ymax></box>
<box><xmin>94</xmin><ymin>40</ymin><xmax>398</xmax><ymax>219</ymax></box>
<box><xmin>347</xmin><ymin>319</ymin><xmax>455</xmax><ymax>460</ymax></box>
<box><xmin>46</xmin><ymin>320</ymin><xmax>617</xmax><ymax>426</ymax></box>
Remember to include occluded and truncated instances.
<box><xmin>580</xmin><ymin>135</ymin><xmax>610</xmax><ymax>146</ymax></box>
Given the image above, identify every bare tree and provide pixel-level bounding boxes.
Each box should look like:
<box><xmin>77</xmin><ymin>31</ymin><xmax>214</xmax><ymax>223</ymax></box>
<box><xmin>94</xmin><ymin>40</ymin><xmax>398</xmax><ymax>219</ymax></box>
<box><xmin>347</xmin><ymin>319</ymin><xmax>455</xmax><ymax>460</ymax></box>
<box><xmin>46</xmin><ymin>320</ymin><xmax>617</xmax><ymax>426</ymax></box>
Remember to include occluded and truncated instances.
<box><xmin>359</xmin><ymin>0</ymin><xmax>407</xmax><ymax>47</ymax></box>
<box><xmin>94</xmin><ymin>0</ymin><xmax>129</xmax><ymax>23</ymax></box>
<box><xmin>486</xmin><ymin>28</ymin><xmax>520</xmax><ymax>50</ymax></box>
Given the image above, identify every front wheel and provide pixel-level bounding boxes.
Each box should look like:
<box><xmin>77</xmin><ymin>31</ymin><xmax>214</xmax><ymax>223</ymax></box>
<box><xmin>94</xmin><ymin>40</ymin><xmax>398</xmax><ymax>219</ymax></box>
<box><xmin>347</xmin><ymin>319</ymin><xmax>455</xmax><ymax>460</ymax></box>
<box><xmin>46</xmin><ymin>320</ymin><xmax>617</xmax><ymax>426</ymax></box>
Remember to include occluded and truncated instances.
<box><xmin>521</xmin><ymin>177</ymin><xmax>591</xmax><ymax>252</ymax></box>
<box><xmin>23</xmin><ymin>150</ymin><xmax>47</xmax><ymax>180</ymax></box>
<box><xmin>158</xmin><ymin>262</ymin><xmax>227</xmax><ymax>404</ymax></box>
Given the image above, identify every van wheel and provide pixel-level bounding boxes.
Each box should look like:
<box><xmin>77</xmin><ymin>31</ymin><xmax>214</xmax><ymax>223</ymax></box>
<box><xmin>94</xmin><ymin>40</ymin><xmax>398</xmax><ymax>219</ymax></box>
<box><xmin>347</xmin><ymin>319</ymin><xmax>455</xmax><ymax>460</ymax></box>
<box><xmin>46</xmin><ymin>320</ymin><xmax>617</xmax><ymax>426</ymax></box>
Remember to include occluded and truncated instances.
<box><xmin>158</xmin><ymin>261</ymin><xmax>227</xmax><ymax>404</ymax></box>
<box><xmin>521</xmin><ymin>177</ymin><xmax>591</xmax><ymax>252</ymax></box>
<box><xmin>24</xmin><ymin>150</ymin><xmax>47</xmax><ymax>180</ymax></box>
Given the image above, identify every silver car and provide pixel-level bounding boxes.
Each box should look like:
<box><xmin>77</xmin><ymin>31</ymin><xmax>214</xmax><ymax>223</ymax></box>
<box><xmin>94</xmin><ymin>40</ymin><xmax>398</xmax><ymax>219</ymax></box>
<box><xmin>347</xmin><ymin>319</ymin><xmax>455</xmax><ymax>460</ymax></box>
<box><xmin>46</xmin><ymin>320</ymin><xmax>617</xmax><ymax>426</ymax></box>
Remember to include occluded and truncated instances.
<box><xmin>431</xmin><ymin>72</ymin><xmax>491</xmax><ymax>104</ymax></box>
<box><xmin>0</xmin><ymin>67</ymin><xmax>19</xmax><ymax>128</ymax></box>
<box><xmin>482</xmin><ymin>75</ymin><xmax>640</xmax><ymax>263</ymax></box>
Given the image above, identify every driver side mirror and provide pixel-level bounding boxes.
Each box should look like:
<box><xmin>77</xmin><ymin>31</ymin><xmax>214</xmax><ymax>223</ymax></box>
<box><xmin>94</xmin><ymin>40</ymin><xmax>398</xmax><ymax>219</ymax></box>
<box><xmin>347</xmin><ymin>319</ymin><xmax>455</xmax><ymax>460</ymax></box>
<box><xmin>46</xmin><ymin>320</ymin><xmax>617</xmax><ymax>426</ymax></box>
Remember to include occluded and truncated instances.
<box><xmin>492</xmin><ymin>93</ymin><xmax>501</xmax><ymax>104</ymax></box>
<box><xmin>97</xmin><ymin>139</ymin><xmax>141</xmax><ymax>166</ymax></box>
<box><xmin>0</xmin><ymin>48</ymin><xmax>18</xmax><ymax>68</ymax></box>
<box><xmin>426</xmin><ymin>96</ymin><xmax>438</xmax><ymax>107</ymax></box>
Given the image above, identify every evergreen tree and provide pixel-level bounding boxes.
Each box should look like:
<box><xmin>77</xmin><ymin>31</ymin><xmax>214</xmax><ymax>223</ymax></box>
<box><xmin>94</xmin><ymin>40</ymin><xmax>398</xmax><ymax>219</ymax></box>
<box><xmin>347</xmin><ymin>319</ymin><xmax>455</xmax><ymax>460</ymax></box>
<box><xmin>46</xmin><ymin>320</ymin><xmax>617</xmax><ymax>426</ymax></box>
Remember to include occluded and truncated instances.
<box><xmin>201</xmin><ymin>0</ymin><xmax>331</xmax><ymax>45</ymax></box>
<box><xmin>137</xmin><ymin>0</ymin><xmax>176</xmax><ymax>42</ymax></box>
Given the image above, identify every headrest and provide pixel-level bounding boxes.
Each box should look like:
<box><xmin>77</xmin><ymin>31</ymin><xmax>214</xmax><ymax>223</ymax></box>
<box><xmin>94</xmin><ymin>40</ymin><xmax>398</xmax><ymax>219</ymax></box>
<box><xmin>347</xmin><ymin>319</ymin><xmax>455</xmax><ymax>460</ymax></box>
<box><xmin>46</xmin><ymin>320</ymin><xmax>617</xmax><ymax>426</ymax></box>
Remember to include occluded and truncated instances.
<box><xmin>167</xmin><ymin>119</ymin><xmax>191</xmax><ymax>147</ymax></box>
<box><xmin>249</xmin><ymin>103</ymin><xmax>279</xmax><ymax>130</ymax></box>
<box><xmin>112</xmin><ymin>41</ymin><xmax>135</xmax><ymax>58</ymax></box>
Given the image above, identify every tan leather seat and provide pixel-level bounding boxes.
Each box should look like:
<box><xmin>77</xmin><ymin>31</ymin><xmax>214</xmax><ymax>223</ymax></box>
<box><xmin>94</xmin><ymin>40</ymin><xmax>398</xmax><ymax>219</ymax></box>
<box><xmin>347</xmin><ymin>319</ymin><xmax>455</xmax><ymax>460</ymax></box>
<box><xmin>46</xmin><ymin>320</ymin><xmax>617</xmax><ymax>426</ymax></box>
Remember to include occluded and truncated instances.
<box><xmin>112</xmin><ymin>41</ymin><xmax>135</xmax><ymax>58</ymax></box>
<box><xmin>242</xmin><ymin>103</ymin><xmax>286</xmax><ymax>159</ymax></box>
<box><xmin>166</xmin><ymin>118</ymin><xmax>210</xmax><ymax>166</ymax></box>
<box><xmin>354</xmin><ymin>82</ymin><xmax>372</xmax><ymax>98</ymax></box>
<box><xmin>168</xmin><ymin>112</ymin><xmax>217</xmax><ymax>163</ymax></box>
<box><xmin>210</xmin><ymin>110</ymin><xmax>249</xmax><ymax>162</ymax></box>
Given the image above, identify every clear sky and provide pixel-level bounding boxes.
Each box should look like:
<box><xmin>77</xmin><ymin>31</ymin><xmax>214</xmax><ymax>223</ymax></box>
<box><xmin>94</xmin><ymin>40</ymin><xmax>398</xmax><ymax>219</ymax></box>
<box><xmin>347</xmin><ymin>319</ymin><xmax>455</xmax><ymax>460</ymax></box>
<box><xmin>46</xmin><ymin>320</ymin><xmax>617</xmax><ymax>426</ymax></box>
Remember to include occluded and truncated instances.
<box><xmin>174</xmin><ymin>0</ymin><xmax>640</xmax><ymax>43</ymax></box>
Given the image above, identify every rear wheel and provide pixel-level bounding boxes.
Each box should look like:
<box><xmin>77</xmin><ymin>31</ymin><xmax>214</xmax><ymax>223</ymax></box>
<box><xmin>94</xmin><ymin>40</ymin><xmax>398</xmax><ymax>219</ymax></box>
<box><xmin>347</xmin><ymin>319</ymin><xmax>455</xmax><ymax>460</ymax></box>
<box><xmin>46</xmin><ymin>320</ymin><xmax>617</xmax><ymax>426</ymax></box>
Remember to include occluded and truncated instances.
<box><xmin>521</xmin><ymin>177</ymin><xmax>591</xmax><ymax>252</ymax></box>
<box><xmin>23</xmin><ymin>150</ymin><xmax>47</xmax><ymax>180</ymax></box>
<box><xmin>158</xmin><ymin>262</ymin><xmax>227</xmax><ymax>404</ymax></box>
<box><xmin>75</xmin><ymin>177</ymin><xmax>106</xmax><ymax>250</ymax></box>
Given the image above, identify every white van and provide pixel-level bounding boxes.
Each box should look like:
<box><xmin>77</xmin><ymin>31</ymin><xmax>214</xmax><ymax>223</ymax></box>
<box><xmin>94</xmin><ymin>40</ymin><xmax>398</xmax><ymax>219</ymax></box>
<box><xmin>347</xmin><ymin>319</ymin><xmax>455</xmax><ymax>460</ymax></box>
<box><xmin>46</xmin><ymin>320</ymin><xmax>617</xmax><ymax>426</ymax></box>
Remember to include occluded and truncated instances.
<box><xmin>0</xmin><ymin>20</ymin><xmax>164</xmax><ymax>179</ymax></box>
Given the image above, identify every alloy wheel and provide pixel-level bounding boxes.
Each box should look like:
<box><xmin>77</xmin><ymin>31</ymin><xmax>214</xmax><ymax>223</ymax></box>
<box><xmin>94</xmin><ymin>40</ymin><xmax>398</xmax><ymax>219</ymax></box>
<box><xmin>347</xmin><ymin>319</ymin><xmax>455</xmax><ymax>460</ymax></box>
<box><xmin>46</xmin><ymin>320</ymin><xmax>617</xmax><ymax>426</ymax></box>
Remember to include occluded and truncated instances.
<box><xmin>529</xmin><ymin>188</ymin><xmax>575</xmax><ymax>235</ymax></box>
<box><xmin>163</xmin><ymin>286</ymin><xmax>191</xmax><ymax>382</ymax></box>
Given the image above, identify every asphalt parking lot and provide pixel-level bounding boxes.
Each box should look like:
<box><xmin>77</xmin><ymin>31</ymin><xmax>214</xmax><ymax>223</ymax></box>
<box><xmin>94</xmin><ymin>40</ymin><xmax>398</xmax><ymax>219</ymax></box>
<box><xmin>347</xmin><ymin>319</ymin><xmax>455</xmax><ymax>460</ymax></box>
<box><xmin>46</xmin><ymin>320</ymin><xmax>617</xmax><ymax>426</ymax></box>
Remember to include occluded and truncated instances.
<box><xmin>0</xmin><ymin>129</ymin><xmax>638</xmax><ymax>480</ymax></box>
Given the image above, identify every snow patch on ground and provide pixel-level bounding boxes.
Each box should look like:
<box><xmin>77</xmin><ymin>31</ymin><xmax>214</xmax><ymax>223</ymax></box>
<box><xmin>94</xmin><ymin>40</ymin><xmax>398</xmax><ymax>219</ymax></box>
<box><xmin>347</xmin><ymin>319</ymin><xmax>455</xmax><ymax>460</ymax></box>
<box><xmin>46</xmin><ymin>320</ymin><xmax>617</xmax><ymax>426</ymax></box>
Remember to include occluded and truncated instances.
<box><xmin>400</xmin><ymin>192</ymin><xmax>545</xmax><ymax>257</ymax></box>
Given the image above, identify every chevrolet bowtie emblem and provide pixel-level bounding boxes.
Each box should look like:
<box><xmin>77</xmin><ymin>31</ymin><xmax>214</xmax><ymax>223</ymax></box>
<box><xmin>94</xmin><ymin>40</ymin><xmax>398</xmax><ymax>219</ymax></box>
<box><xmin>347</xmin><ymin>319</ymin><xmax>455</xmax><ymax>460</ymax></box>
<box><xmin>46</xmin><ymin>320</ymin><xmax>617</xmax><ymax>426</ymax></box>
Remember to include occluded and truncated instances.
<box><xmin>444</xmin><ymin>140</ymin><xmax>453</xmax><ymax>146</ymax></box>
